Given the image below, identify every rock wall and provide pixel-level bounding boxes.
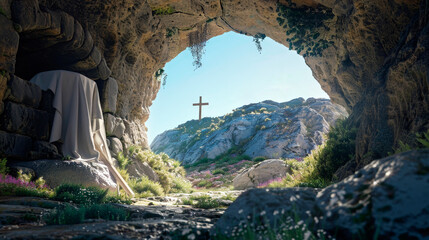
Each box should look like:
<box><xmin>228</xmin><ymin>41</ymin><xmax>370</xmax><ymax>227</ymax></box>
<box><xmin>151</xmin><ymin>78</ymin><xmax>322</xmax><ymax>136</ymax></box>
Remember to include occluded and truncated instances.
<box><xmin>0</xmin><ymin>0</ymin><xmax>148</xmax><ymax>161</ymax></box>
<box><xmin>0</xmin><ymin>0</ymin><xmax>427</xmax><ymax>172</ymax></box>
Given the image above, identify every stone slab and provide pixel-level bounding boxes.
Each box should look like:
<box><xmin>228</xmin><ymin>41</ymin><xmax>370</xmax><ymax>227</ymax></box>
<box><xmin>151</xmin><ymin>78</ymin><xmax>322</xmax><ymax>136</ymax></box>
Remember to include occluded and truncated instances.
<box><xmin>5</xmin><ymin>75</ymin><xmax>41</xmax><ymax>108</ymax></box>
<box><xmin>0</xmin><ymin>130</ymin><xmax>32</xmax><ymax>160</ymax></box>
<box><xmin>0</xmin><ymin>101</ymin><xmax>50</xmax><ymax>140</ymax></box>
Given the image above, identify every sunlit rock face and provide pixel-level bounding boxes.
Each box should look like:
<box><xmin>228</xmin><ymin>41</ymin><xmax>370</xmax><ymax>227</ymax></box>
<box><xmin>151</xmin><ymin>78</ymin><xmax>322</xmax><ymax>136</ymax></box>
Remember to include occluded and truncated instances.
<box><xmin>151</xmin><ymin>98</ymin><xmax>348</xmax><ymax>164</ymax></box>
<box><xmin>0</xmin><ymin>0</ymin><xmax>427</xmax><ymax>171</ymax></box>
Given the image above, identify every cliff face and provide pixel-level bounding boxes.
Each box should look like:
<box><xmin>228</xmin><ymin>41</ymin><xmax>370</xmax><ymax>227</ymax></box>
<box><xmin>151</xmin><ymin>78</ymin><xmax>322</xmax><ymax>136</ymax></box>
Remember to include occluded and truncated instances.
<box><xmin>151</xmin><ymin>98</ymin><xmax>348</xmax><ymax>164</ymax></box>
<box><xmin>0</xmin><ymin>0</ymin><xmax>427</xmax><ymax>170</ymax></box>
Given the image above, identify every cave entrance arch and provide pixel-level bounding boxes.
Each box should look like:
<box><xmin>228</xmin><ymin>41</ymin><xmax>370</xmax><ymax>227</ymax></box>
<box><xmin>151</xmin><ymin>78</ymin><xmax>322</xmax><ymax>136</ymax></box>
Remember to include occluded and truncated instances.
<box><xmin>147</xmin><ymin>31</ymin><xmax>351</xmax><ymax>166</ymax></box>
<box><xmin>2</xmin><ymin>0</ymin><xmax>427</xmax><ymax>175</ymax></box>
<box><xmin>147</xmin><ymin>32</ymin><xmax>331</xmax><ymax>142</ymax></box>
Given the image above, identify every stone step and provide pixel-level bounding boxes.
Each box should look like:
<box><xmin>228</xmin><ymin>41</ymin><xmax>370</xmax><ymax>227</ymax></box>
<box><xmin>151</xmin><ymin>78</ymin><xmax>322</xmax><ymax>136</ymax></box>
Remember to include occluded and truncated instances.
<box><xmin>0</xmin><ymin>130</ymin><xmax>32</xmax><ymax>160</ymax></box>
<box><xmin>0</xmin><ymin>101</ymin><xmax>50</xmax><ymax>140</ymax></box>
<box><xmin>5</xmin><ymin>75</ymin><xmax>42</xmax><ymax>108</ymax></box>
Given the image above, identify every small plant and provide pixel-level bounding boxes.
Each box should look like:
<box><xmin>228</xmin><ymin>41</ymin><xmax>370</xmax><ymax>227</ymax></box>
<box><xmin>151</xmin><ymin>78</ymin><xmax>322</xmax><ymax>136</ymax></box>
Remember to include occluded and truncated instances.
<box><xmin>103</xmin><ymin>193</ymin><xmax>133</xmax><ymax>205</ymax></box>
<box><xmin>152</xmin><ymin>6</ymin><xmax>175</xmax><ymax>15</ymax></box>
<box><xmin>129</xmin><ymin>176</ymin><xmax>164</xmax><ymax>197</ymax></box>
<box><xmin>0</xmin><ymin>158</ymin><xmax>8</xmax><ymax>175</ymax></box>
<box><xmin>155</xmin><ymin>68</ymin><xmax>168</xmax><ymax>88</ymax></box>
<box><xmin>0</xmin><ymin>174</ymin><xmax>52</xmax><ymax>198</ymax></box>
<box><xmin>220</xmin><ymin>193</ymin><xmax>237</xmax><ymax>202</ymax></box>
<box><xmin>116</xmin><ymin>152</ymin><xmax>129</xmax><ymax>170</ymax></box>
<box><xmin>212</xmin><ymin>211</ymin><xmax>333</xmax><ymax>240</ymax></box>
<box><xmin>252</xmin><ymin>156</ymin><xmax>267</xmax><ymax>162</ymax></box>
<box><xmin>212</xmin><ymin>169</ymin><xmax>226</xmax><ymax>175</ymax></box>
<box><xmin>44</xmin><ymin>204</ymin><xmax>129</xmax><ymax>225</ymax></box>
<box><xmin>416</xmin><ymin>130</ymin><xmax>429</xmax><ymax>148</ymax></box>
<box><xmin>0</xmin><ymin>7</ymin><xmax>6</xmax><ymax>17</ymax></box>
<box><xmin>166</xmin><ymin>27</ymin><xmax>178</xmax><ymax>38</ymax></box>
<box><xmin>253</xmin><ymin>33</ymin><xmax>266</xmax><ymax>54</ymax></box>
<box><xmin>392</xmin><ymin>129</ymin><xmax>429</xmax><ymax>154</ymax></box>
<box><xmin>44</xmin><ymin>205</ymin><xmax>84</xmax><ymax>225</ymax></box>
<box><xmin>53</xmin><ymin>183</ymin><xmax>108</xmax><ymax>205</ymax></box>
<box><xmin>17</xmin><ymin>169</ymin><xmax>32</xmax><ymax>183</ymax></box>
<box><xmin>186</xmin><ymin>195</ymin><xmax>221</xmax><ymax>209</ymax></box>
<box><xmin>128</xmin><ymin>147</ymin><xmax>188</xmax><ymax>194</ymax></box>
<box><xmin>170</xmin><ymin>177</ymin><xmax>193</xmax><ymax>193</ymax></box>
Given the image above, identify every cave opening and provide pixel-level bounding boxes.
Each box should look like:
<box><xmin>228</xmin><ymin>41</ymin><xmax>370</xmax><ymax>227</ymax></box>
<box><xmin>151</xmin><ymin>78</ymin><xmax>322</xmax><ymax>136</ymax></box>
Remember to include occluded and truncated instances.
<box><xmin>147</xmin><ymin>32</ymin><xmax>330</xmax><ymax>144</ymax></box>
<box><xmin>147</xmin><ymin>31</ymin><xmax>351</xmax><ymax>168</ymax></box>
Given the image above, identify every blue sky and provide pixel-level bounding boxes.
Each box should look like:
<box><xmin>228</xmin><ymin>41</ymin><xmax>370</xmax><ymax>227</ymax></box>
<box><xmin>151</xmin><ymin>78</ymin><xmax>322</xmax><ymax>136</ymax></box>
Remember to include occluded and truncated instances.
<box><xmin>146</xmin><ymin>32</ymin><xmax>329</xmax><ymax>144</ymax></box>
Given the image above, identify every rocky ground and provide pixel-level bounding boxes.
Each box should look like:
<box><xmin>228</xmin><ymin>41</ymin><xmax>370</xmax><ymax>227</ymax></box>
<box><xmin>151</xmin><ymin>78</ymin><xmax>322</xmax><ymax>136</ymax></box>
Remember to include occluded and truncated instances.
<box><xmin>1</xmin><ymin>150</ymin><xmax>429</xmax><ymax>239</ymax></box>
<box><xmin>0</xmin><ymin>191</ymin><xmax>242</xmax><ymax>239</ymax></box>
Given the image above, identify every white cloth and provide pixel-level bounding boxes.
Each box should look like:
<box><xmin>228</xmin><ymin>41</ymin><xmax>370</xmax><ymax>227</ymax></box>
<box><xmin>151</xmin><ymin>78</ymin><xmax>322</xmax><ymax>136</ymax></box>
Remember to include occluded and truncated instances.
<box><xmin>30</xmin><ymin>70</ymin><xmax>107</xmax><ymax>161</ymax></box>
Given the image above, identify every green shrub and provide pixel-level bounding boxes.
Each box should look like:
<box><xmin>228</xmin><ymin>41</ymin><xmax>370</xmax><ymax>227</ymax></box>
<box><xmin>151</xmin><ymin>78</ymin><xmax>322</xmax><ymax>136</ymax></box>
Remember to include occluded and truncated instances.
<box><xmin>157</xmin><ymin>170</ymin><xmax>172</xmax><ymax>193</ymax></box>
<box><xmin>116</xmin><ymin>152</ymin><xmax>129</xmax><ymax>170</ymax></box>
<box><xmin>128</xmin><ymin>147</ymin><xmax>186</xmax><ymax>194</ymax></box>
<box><xmin>197</xmin><ymin>179</ymin><xmax>212</xmax><ymax>188</ymax></box>
<box><xmin>84</xmin><ymin>204</ymin><xmax>129</xmax><ymax>221</ymax></box>
<box><xmin>182</xmin><ymin>198</ymin><xmax>193</xmax><ymax>205</ymax></box>
<box><xmin>220</xmin><ymin>193</ymin><xmax>237</xmax><ymax>202</ymax></box>
<box><xmin>252</xmin><ymin>156</ymin><xmax>266</xmax><ymax>162</ymax></box>
<box><xmin>129</xmin><ymin>176</ymin><xmax>164</xmax><ymax>197</ymax></box>
<box><xmin>170</xmin><ymin>177</ymin><xmax>193</xmax><ymax>193</ymax></box>
<box><xmin>44</xmin><ymin>205</ymin><xmax>84</xmax><ymax>225</ymax></box>
<box><xmin>0</xmin><ymin>158</ymin><xmax>8</xmax><ymax>176</ymax></box>
<box><xmin>17</xmin><ymin>169</ymin><xmax>32</xmax><ymax>183</ymax></box>
<box><xmin>393</xmin><ymin>129</ymin><xmax>429</xmax><ymax>154</ymax></box>
<box><xmin>416</xmin><ymin>130</ymin><xmax>429</xmax><ymax>148</ymax></box>
<box><xmin>261</xmin><ymin>147</ymin><xmax>331</xmax><ymax>189</ymax></box>
<box><xmin>44</xmin><ymin>204</ymin><xmax>129</xmax><ymax>225</ymax></box>
<box><xmin>212</xmin><ymin>169</ymin><xmax>226</xmax><ymax>175</ymax></box>
<box><xmin>190</xmin><ymin>195</ymin><xmax>220</xmax><ymax>209</ymax></box>
<box><xmin>314</xmin><ymin>119</ymin><xmax>356</xmax><ymax>180</ymax></box>
<box><xmin>103</xmin><ymin>193</ymin><xmax>133</xmax><ymax>205</ymax></box>
<box><xmin>152</xmin><ymin>6</ymin><xmax>175</xmax><ymax>15</ymax></box>
<box><xmin>53</xmin><ymin>183</ymin><xmax>108</xmax><ymax>205</ymax></box>
<box><xmin>0</xmin><ymin>172</ymin><xmax>53</xmax><ymax>198</ymax></box>
<box><xmin>10</xmin><ymin>185</ymin><xmax>52</xmax><ymax>198</ymax></box>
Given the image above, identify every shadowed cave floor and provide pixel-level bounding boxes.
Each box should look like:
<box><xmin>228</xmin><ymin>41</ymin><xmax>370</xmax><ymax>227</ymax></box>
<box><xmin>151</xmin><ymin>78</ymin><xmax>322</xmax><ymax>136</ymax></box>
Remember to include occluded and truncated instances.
<box><xmin>0</xmin><ymin>192</ymin><xmax>241</xmax><ymax>240</ymax></box>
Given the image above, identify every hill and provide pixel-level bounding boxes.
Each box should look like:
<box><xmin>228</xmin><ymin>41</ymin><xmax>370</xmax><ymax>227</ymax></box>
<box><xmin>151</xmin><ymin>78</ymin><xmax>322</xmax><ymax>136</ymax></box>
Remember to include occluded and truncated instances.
<box><xmin>151</xmin><ymin>98</ymin><xmax>348</xmax><ymax>164</ymax></box>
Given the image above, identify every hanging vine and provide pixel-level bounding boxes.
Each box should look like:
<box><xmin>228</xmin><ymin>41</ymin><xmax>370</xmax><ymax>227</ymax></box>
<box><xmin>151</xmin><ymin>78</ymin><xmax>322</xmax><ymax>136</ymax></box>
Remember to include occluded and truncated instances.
<box><xmin>188</xmin><ymin>23</ymin><xmax>208</xmax><ymax>70</ymax></box>
<box><xmin>155</xmin><ymin>68</ymin><xmax>168</xmax><ymax>89</ymax></box>
<box><xmin>253</xmin><ymin>33</ymin><xmax>266</xmax><ymax>54</ymax></box>
<box><xmin>276</xmin><ymin>1</ymin><xmax>335</xmax><ymax>57</ymax></box>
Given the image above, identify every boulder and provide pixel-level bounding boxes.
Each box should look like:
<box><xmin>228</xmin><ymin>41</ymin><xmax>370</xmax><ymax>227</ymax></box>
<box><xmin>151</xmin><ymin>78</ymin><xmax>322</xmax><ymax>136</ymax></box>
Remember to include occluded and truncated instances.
<box><xmin>11</xmin><ymin>159</ymin><xmax>117</xmax><ymax>191</ymax></box>
<box><xmin>232</xmin><ymin>159</ymin><xmax>291</xmax><ymax>190</ymax></box>
<box><xmin>5</xmin><ymin>75</ymin><xmax>42</xmax><ymax>108</ymax></box>
<box><xmin>214</xmin><ymin>150</ymin><xmax>429</xmax><ymax>239</ymax></box>
<box><xmin>0</xmin><ymin>15</ymin><xmax>19</xmax><ymax>73</ymax></box>
<box><xmin>213</xmin><ymin>188</ymin><xmax>318</xmax><ymax>237</ymax></box>
<box><xmin>316</xmin><ymin>149</ymin><xmax>429</xmax><ymax>240</ymax></box>
<box><xmin>97</xmin><ymin>77</ymin><xmax>118</xmax><ymax>113</ymax></box>
<box><xmin>0</xmin><ymin>130</ymin><xmax>32</xmax><ymax>160</ymax></box>
<box><xmin>0</xmin><ymin>101</ymin><xmax>50</xmax><ymax>140</ymax></box>
<box><xmin>28</xmin><ymin>141</ymin><xmax>61</xmax><ymax>160</ymax></box>
<box><xmin>104</xmin><ymin>113</ymin><xmax>125</xmax><ymax>138</ymax></box>
<box><xmin>127</xmin><ymin>160</ymin><xmax>159</xmax><ymax>182</ymax></box>
<box><xmin>108</xmin><ymin>137</ymin><xmax>123</xmax><ymax>157</ymax></box>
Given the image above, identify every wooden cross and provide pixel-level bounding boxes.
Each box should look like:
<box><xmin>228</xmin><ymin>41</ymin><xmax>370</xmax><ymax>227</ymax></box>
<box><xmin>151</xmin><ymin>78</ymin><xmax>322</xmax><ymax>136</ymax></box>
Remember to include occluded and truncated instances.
<box><xmin>193</xmin><ymin>96</ymin><xmax>209</xmax><ymax>121</ymax></box>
